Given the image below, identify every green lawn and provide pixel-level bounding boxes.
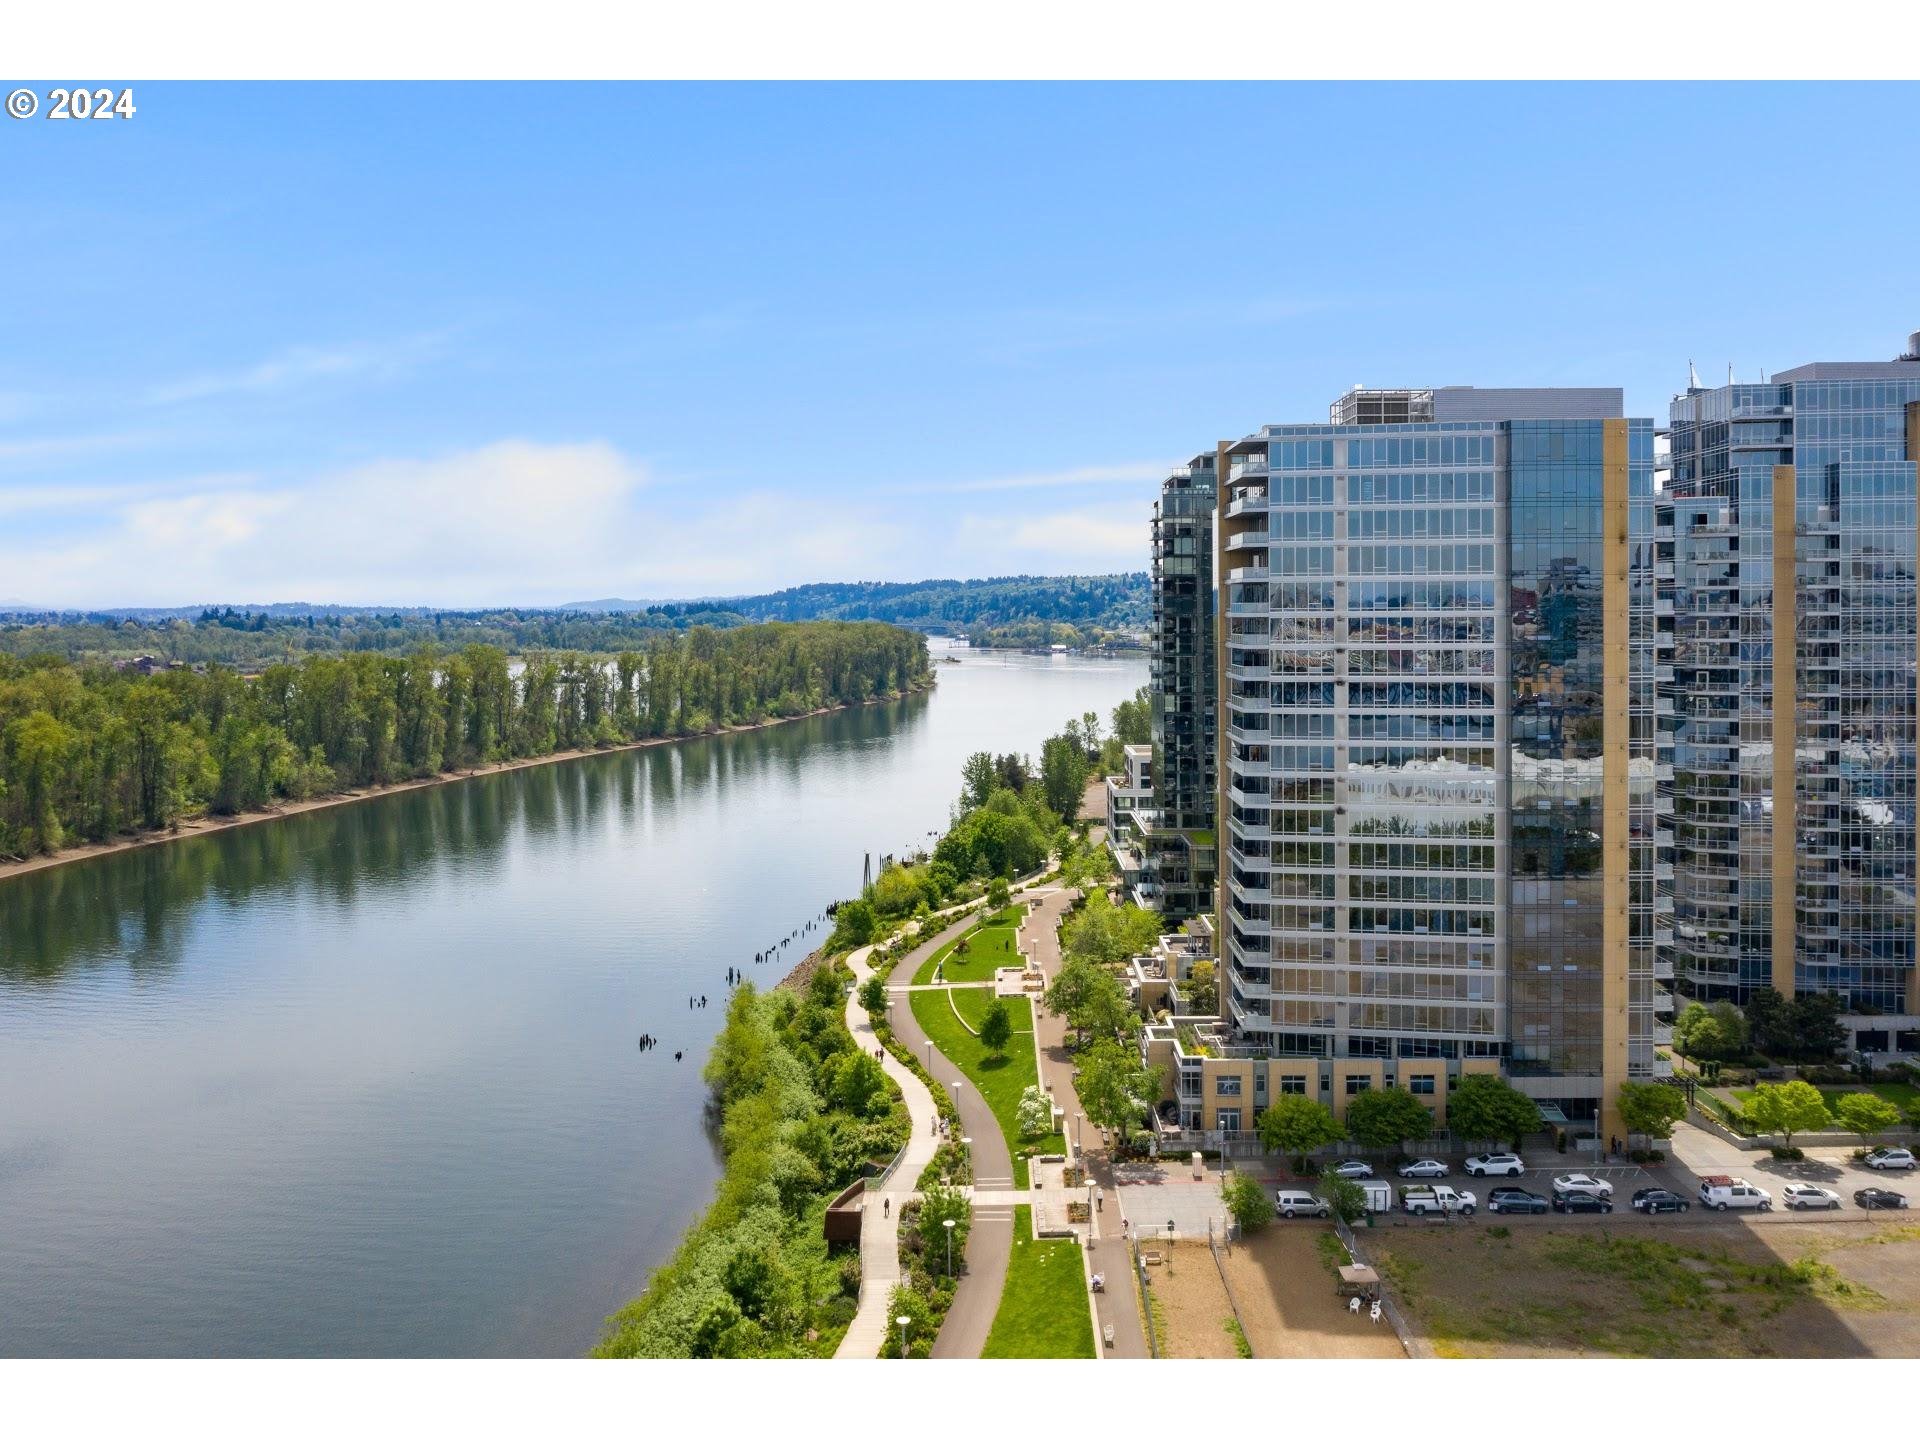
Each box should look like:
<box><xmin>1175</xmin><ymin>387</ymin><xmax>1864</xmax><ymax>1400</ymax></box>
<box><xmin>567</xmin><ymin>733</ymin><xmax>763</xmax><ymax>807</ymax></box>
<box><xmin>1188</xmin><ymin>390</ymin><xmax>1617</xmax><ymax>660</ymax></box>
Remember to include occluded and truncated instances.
<box><xmin>912</xmin><ymin>907</ymin><xmax>1023</xmax><ymax>986</ymax></box>
<box><xmin>1720</xmin><ymin>1082</ymin><xmax>1918</xmax><ymax>1128</ymax></box>
<box><xmin>981</xmin><ymin>1206</ymin><xmax>1096</xmax><ymax>1359</ymax></box>
<box><xmin>909</xmin><ymin>985</ymin><xmax>1065</xmax><ymax>1186</ymax></box>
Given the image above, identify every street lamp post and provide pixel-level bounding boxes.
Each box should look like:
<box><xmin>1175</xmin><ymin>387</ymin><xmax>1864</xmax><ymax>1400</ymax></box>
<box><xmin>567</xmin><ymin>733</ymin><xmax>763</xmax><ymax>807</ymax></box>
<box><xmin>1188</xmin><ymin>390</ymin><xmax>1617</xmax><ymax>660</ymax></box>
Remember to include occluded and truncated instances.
<box><xmin>943</xmin><ymin>1217</ymin><xmax>956</xmax><ymax>1277</ymax></box>
<box><xmin>896</xmin><ymin>1312</ymin><xmax>912</xmax><ymax>1358</ymax></box>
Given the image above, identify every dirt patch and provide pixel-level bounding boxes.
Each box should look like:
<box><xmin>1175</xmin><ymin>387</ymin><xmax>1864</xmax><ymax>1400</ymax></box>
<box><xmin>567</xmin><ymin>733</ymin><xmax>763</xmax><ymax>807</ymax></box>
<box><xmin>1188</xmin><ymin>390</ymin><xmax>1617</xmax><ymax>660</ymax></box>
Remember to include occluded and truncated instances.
<box><xmin>1372</xmin><ymin>1217</ymin><xmax>1920</xmax><ymax>1358</ymax></box>
<box><xmin>1140</xmin><ymin>1240</ymin><xmax>1240</xmax><ymax>1358</ymax></box>
<box><xmin>1219</xmin><ymin>1224</ymin><xmax>1405</xmax><ymax>1359</ymax></box>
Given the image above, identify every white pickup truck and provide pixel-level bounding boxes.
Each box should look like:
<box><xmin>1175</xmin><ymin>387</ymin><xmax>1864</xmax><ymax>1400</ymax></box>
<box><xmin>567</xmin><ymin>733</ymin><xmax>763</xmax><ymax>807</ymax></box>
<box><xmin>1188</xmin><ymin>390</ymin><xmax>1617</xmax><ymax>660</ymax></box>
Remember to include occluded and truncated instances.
<box><xmin>1401</xmin><ymin>1184</ymin><xmax>1477</xmax><ymax>1216</ymax></box>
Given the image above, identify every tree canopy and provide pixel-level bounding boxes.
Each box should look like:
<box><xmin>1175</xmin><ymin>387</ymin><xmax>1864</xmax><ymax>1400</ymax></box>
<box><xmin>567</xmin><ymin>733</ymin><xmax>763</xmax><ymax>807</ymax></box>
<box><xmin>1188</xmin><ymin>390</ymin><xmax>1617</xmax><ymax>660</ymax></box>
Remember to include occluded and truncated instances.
<box><xmin>1741</xmin><ymin>1080</ymin><xmax>1832</xmax><ymax>1150</ymax></box>
<box><xmin>1342</xmin><ymin>1087</ymin><xmax>1433</xmax><ymax>1150</ymax></box>
<box><xmin>0</xmin><ymin>622</ymin><xmax>928</xmax><ymax>861</ymax></box>
<box><xmin>1445</xmin><ymin>1075</ymin><xmax>1541</xmax><ymax>1149</ymax></box>
<box><xmin>1255</xmin><ymin>1094</ymin><xmax>1345</xmax><ymax>1168</ymax></box>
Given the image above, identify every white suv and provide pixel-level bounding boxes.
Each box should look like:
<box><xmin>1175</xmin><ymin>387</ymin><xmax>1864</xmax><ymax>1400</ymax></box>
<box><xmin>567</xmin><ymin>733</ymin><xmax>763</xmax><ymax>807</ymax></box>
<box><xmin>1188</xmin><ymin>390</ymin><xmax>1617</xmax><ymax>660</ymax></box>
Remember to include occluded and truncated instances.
<box><xmin>1465</xmin><ymin>1152</ymin><xmax>1525</xmax><ymax>1177</ymax></box>
<box><xmin>1864</xmin><ymin>1147</ymin><xmax>1916</xmax><ymax>1172</ymax></box>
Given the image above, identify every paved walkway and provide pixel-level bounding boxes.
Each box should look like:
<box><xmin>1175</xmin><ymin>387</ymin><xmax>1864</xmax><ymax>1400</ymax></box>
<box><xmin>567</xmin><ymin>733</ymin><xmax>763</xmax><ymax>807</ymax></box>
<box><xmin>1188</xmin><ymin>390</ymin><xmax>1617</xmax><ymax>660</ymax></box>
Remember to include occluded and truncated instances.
<box><xmin>884</xmin><ymin>911</ymin><xmax>1021</xmax><ymax>1359</ymax></box>
<box><xmin>834</xmin><ymin>941</ymin><xmax>941</xmax><ymax>1359</ymax></box>
<box><xmin>1024</xmin><ymin>887</ymin><xmax>1151</xmax><ymax>1358</ymax></box>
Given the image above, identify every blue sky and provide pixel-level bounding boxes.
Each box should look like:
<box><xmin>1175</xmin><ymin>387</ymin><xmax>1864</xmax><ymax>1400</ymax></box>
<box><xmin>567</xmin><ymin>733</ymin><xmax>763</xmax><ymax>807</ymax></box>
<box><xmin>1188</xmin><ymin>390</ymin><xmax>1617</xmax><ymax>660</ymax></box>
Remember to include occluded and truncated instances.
<box><xmin>3</xmin><ymin>81</ymin><xmax>1917</xmax><ymax>608</ymax></box>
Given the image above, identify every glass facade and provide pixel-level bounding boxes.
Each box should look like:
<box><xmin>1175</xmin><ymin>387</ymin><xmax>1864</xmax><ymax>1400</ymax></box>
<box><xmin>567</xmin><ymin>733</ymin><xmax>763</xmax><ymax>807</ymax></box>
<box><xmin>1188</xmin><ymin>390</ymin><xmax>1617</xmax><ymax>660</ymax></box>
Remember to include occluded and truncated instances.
<box><xmin>1131</xmin><ymin>456</ymin><xmax>1218</xmax><ymax>921</ymax></box>
<box><xmin>1219</xmin><ymin>393</ymin><xmax>1656</xmax><ymax>1124</ymax></box>
<box><xmin>1669</xmin><ymin>366</ymin><xmax>1920</xmax><ymax>1026</ymax></box>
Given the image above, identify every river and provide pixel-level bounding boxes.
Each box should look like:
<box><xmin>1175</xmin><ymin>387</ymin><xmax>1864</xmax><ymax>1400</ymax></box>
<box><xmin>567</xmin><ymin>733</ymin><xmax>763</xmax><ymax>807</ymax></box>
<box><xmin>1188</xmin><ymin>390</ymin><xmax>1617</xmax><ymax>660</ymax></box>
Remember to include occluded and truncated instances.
<box><xmin>0</xmin><ymin>645</ymin><xmax>1144</xmax><ymax>1357</ymax></box>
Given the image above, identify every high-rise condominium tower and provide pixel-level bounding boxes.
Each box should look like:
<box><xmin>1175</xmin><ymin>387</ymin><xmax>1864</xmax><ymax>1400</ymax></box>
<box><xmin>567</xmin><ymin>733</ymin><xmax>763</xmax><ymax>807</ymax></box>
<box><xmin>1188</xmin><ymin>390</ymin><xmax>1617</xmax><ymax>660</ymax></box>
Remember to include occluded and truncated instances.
<box><xmin>1214</xmin><ymin>387</ymin><xmax>1659</xmax><ymax>1140</ymax></box>
<box><xmin>1667</xmin><ymin>333</ymin><xmax>1920</xmax><ymax>1057</ymax></box>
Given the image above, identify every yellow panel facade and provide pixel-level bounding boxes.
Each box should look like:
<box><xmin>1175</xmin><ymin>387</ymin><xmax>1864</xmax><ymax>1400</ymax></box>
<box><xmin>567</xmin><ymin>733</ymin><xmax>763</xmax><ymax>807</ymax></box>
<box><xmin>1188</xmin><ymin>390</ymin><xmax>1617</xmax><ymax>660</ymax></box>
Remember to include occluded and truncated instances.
<box><xmin>1600</xmin><ymin>419</ymin><xmax>1631</xmax><ymax>1145</ymax></box>
<box><xmin>1772</xmin><ymin>464</ymin><xmax>1798</xmax><ymax>999</ymax></box>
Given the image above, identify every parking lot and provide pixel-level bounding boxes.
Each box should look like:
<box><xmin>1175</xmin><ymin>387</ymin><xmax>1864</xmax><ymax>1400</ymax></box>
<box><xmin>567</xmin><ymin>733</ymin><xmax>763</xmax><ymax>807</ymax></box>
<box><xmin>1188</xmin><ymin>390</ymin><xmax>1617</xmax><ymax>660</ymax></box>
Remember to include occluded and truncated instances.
<box><xmin>1236</xmin><ymin>1138</ymin><xmax>1919</xmax><ymax>1228</ymax></box>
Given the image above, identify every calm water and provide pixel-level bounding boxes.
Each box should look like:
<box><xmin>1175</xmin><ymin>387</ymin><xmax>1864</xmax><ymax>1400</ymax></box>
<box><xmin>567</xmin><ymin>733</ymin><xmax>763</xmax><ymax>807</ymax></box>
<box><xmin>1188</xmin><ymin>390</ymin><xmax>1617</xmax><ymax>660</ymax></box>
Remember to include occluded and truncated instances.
<box><xmin>0</xmin><ymin>645</ymin><xmax>1144</xmax><ymax>1357</ymax></box>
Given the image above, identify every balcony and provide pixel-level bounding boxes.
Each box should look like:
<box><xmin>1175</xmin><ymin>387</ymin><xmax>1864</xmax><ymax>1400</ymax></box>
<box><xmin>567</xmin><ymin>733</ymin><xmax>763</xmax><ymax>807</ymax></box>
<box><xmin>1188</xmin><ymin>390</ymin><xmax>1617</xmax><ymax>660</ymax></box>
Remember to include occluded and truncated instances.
<box><xmin>1225</xmin><ymin>491</ymin><xmax>1268</xmax><ymax>518</ymax></box>
<box><xmin>1225</xmin><ymin>528</ymin><xmax>1269</xmax><ymax>553</ymax></box>
<box><xmin>1227</xmin><ymin>565</ymin><xmax>1269</xmax><ymax>584</ymax></box>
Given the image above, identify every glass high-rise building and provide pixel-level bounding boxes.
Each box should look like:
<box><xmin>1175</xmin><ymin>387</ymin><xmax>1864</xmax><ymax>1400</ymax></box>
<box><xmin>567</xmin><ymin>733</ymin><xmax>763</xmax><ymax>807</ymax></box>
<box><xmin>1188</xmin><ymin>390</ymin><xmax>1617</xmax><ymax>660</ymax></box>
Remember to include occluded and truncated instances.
<box><xmin>1213</xmin><ymin>387</ymin><xmax>1659</xmax><ymax>1138</ymax></box>
<box><xmin>1667</xmin><ymin>334</ymin><xmax>1920</xmax><ymax>1056</ymax></box>
<box><xmin>1130</xmin><ymin>455</ymin><xmax>1219</xmax><ymax>921</ymax></box>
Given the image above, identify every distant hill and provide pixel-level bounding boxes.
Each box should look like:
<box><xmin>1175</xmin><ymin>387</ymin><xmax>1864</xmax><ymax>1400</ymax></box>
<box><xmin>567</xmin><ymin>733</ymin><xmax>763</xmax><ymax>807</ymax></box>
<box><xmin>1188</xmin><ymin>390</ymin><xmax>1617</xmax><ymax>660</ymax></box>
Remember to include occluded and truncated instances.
<box><xmin>1</xmin><ymin>574</ymin><xmax>1149</xmax><ymax>666</ymax></box>
<box><xmin>569</xmin><ymin>575</ymin><xmax>1149</xmax><ymax>631</ymax></box>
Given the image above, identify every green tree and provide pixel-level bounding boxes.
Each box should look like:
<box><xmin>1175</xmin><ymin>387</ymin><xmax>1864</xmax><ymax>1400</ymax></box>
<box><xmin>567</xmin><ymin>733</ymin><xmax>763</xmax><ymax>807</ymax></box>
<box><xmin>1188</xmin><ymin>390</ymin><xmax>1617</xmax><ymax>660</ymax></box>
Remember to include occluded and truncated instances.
<box><xmin>1221</xmin><ymin>1170</ymin><xmax>1275</xmax><ymax>1234</ymax></box>
<box><xmin>987</xmin><ymin>876</ymin><xmax>1011</xmax><ymax>909</ymax></box>
<box><xmin>1833</xmin><ymin>1091</ymin><xmax>1902</xmax><ymax>1145</ymax></box>
<box><xmin>1343</xmin><ymin>1087</ymin><xmax>1433</xmax><ymax>1151</ymax></box>
<box><xmin>1111</xmin><ymin>685</ymin><xmax>1151</xmax><ymax>746</ymax></box>
<box><xmin>829</xmin><ymin>900</ymin><xmax>878</xmax><ymax>950</ymax></box>
<box><xmin>1446</xmin><ymin>1074</ymin><xmax>1541</xmax><ymax>1149</ymax></box>
<box><xmin>978</xmin><ymin>998</ymin><xmax>1014</xmax><ymax>1057</ymax></box>
<box><xmin>1182</xmin><ymin>959</ymin><xmax>1218</xmax><ymax>1014</ymax></box>
<box><xmin>3</xmin><ymin>710</ymin><xmax>76</xmax><ymax>854</ymax></box>
<box><xmin>858</xmin><ymin>974</ymin><xmax>888</xmax><ymax>1017</ymax></box>
<box><xmin>1788</xmin><ymin>992</ymin><xmax>1847</xmax><ymax>1061</ymax></box>
<box><xmin>1742</xmin><ymin>1080</ymin><xmax>1832</xmax><ymax>1151</ymax></box>
<box><xmin>959</xmin><ymin>750</ymin><xmax>997</xmax><ymax>811</ymax></box>
<box><xmin>917</xmin><ymin>1185</ymin><xmax>972</xmax><ymax>1276</ymax></box>
<box><xmin>1744</xmin><ymin>986</ymin><xmax>1795</xmax><ymax>1057</ymax></box>
<box><xmin>830</xmin><ymin>1051</ymin><xmax>889</xmax><ymax>1120</ymax></box>
<box><xmin>1617</xmin><ymin>1081</ymin><xmax>1688</xmax><ymax>1142</ymax></box>
<box><xmin>1319</xmin><ymin>1171</ymin><xmax>1369</xmax><ymax>1226</ymax></box>
<box><xmin>1074</xmin><ymin>1038</ymin><xmax>1161</xmax><ymax>1149</ymax></box>
<box><xmin>1255</xmin><ymin>1094</ymin><xmax>1346</xmax><ymax>1170</ymax></box>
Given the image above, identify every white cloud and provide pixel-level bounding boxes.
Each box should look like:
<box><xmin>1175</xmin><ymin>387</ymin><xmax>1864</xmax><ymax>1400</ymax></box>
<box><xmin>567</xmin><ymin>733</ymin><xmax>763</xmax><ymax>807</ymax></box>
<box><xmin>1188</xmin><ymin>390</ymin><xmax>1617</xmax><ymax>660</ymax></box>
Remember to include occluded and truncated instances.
<box><xmin>0</xmin><ymin>440</ymin><xmax>918</xmax><ymax>608</ymax></box>
<box><xmin>907</xmin><ymin>460</ymin><xmax>1173</xmax><ymax>495</ymax></box>
<box><xmin>957</xmin><ymin>502</ymin><xmax>1152</xmax><ymax>573</ymax></box>
<box><xmin>145</xmin><ymin>334</ymin><xmax>446</xmax><ymax>406</ymax></box>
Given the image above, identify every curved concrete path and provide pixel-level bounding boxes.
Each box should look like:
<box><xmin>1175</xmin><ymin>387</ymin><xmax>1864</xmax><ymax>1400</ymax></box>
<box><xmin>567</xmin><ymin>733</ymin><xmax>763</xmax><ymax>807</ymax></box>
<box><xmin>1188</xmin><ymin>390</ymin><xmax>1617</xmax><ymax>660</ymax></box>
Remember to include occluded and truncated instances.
<box><xmin>834</xmin><ymin>940</ymin><xmax>941</xmax><ymax>1358</ymax></box>
<box><xmin>883</xmin><ymin>911</ymin><xmax>1021</xmax><ymax>1358</ymax></box>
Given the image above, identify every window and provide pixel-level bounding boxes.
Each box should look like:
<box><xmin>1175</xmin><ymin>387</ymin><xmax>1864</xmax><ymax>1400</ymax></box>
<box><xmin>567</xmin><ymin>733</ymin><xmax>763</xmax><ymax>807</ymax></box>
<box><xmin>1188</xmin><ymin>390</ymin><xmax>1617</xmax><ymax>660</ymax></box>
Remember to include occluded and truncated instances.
<box><xmin>1345</xmin><ymin>1074</ymin><xmax>1372</xmax><ymax>1096</ymax></box>
<box><xmin>1278</xmin><ymin>1074</ymin><xmax>1308</xmax><ymax>1095</ymax></box>
<box><xmin>1215</xmin><ymin>1075</ymin><xmax>1243</xmax><ymax>1097</ymax></box>
<box><xmin>1218</xmin><ymin>1109</ymin><xmax>1241</xmax><ymax>1133</ymax></box>
<box><xmin>1407</xmin><ymin>1075</ymin><xmax>1436</xmax><ymax>1096</ymax></box>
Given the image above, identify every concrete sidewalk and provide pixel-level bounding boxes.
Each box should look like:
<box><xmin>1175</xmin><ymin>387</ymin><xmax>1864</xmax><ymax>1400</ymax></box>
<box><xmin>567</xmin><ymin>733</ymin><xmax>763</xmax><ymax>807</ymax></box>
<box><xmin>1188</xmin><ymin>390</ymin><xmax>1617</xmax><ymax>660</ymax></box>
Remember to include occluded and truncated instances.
<box><xmin>1024</xmin><ymin>886</ymin><xmax>1151</xmax><ymax>1358</ymax></box>
<box><xmin>834</xmin><ymin>941</ymin><xmax>941</xmax><ymax>1359</ymax></box>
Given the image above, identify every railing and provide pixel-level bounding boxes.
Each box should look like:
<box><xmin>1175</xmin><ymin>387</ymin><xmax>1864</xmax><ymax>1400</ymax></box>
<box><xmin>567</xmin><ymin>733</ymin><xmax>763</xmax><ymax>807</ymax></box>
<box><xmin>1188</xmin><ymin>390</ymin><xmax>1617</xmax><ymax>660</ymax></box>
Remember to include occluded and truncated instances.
<box><xmin>1129</xmin><ymin>1236</ymin><xmax>1161</xmax><ymax>1358</ymax></box>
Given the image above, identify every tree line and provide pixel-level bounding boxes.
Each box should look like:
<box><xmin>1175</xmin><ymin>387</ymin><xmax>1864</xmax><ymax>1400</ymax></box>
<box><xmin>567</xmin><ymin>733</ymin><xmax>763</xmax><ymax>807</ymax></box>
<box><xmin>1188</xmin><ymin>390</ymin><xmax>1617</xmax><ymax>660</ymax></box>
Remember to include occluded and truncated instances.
<box><xmin>0</xmin><ymin>621</ymin><xmax>928</xmax><ymax>861</ymax></box>
<box><xmin>0</xmin><ymin>573</ymin><xmax>1149</xmax><ymax>668</ymax></box>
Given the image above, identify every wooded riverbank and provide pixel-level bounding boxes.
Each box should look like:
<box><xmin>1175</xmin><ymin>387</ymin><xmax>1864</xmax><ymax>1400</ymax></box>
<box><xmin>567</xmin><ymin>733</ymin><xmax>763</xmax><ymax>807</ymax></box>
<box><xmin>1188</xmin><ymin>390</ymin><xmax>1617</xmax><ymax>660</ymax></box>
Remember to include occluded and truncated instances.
<box><xmin>0</xmin><ymin>685</ymin><xmax>929</xmax><ymax>886</ymax></box>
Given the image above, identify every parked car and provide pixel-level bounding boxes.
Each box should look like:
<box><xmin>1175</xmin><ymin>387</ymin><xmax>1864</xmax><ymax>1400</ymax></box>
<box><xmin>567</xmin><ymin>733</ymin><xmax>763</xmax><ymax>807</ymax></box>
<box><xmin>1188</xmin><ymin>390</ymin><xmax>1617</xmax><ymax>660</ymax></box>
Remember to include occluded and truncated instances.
<box><xmin>1397</xmin><ymin>1158</ymin><xmax>1449</xmax><ymax>1179</ymax></box>
<box><xmin>1331</xmin><ymin>1160</ymin><xmax>1375</xmax><ymax>1180</ymax></box>
<box><xmin>1552</xmin><ymin>1190</ymin><xmax>1613</xmax><ymax>1214</ymax></box>
<box><xmin>1782</xmin><ymin>1182</ymin><xmax>1842</xmax><ymax>1211</ymax></box>
<box><xmin>1551</xmin><ymin>1173</ymin><xmax>1614</xmax><ymax>1197</ymax></box>
<box><xmin>1855</xmin><ymin>1187</ymin><xmax>1911</xmax><ymax>1210</ymax></box>
<box><xmin>1630</xmin><ymin>1187</ymin><xmax>1690</xmax><ymax>1213</ymax></box>
<box><xmin>1401</xmin><ymin>1184</ymin><xmax>1476</xmax><ymax>1216</ymax></box>
<box><xmin>1487</xmin><ymin>1186</ymin><xmax>1548</xmax><ymax>1214</ymax></box>
<box><xmin>1465</xmin><ymin>1152</ymin><xmax>1525</xmax><ymax>1177</ymax></box>
<box><xmin>1698</xmin><ymin>1175</ymin><xmax>1772</xmax><ymax>1211</ymax></box>
<box><xmin>1274</xmin><ymin>1189</ymin><xmax>1330</xmax><ymax>1219</ymax></box>
<box><xmin>1863</xmin><ymin>1147</ymin><xmax>1917</xmax><ymax>1172</ymax></box>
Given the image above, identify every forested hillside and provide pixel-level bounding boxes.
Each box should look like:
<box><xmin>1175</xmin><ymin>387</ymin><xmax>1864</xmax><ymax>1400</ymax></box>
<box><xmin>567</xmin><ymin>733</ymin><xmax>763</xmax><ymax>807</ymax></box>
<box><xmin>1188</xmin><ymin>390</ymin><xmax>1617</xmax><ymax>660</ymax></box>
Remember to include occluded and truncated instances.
<box><xmin>0</xmin><ymin>573</ymin><xmax>1148</xmax><ymax>667</ymax></box>
<box><xmin>0</xmin><ymin>621</ymin><xmax>929</xmax><ymax>862</ymax></box>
